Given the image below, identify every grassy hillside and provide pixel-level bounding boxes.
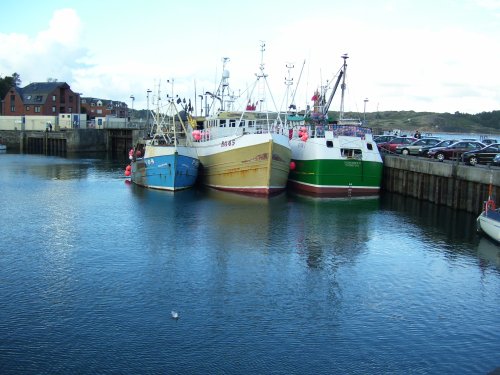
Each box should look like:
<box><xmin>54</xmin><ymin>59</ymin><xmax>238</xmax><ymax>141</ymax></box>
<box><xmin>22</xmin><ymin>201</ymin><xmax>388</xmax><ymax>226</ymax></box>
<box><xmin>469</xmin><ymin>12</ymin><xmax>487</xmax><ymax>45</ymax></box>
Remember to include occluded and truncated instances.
<box><xmin>337</xmin><ymin>110</ymin><xmax>500</xmax><ymax>135</ymax></box>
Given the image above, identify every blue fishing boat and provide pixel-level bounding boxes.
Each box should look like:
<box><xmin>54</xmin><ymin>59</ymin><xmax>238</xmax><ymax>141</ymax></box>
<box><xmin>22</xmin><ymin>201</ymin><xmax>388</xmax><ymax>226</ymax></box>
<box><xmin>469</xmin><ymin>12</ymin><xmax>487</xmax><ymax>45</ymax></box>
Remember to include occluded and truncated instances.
<box><xmin>129</xmin><ymin>94</ymin><xmax>199</xmax><ymax>191</ymax></box>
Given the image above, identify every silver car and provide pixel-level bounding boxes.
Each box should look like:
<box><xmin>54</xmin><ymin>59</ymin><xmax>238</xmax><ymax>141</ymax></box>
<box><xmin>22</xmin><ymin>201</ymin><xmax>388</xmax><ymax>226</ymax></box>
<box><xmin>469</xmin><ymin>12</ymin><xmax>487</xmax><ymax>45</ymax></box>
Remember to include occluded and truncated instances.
<box><xmin>395</xmin><ymin>138</ymin><xmax>442</xmax><ymax>155</ymax></box>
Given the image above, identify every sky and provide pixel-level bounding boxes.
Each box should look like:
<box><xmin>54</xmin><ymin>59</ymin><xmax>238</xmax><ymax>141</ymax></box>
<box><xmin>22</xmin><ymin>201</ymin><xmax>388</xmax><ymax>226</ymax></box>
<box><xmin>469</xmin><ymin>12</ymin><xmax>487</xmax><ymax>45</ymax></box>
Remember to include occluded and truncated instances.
<box><xmin>1</xmin><ymin>0</ymin><xmax>499</xmax><ymax>115</ymax></box>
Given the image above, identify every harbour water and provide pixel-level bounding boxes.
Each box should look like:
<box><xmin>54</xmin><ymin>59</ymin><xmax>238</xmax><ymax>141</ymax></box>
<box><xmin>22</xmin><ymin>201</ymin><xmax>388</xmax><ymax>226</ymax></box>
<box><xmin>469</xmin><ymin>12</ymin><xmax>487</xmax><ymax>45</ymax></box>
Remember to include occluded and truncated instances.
<box><xmin>0</xmin><ymin>153</ymin><xmax>499</xmax><ymax>374</ymax></box>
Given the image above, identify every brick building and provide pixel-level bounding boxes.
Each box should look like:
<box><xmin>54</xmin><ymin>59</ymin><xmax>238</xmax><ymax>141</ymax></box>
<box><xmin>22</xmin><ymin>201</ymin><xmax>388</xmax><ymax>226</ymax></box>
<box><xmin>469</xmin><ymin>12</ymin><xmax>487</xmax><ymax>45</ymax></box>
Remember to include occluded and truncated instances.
<box><xmin>80</xmin><ymin>97</ymin><xmax>128</xmax><ymax>120</ymax></box>
<box><xmin>1</xmin><ymin>82</ymin><xmax>80</xmax><ymax>116</ymax></box>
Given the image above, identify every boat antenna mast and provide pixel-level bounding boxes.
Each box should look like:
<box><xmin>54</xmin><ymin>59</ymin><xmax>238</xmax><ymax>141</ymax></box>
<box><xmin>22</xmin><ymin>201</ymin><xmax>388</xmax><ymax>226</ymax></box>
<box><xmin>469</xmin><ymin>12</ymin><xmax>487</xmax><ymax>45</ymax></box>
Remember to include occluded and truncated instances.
<box><xmin>289</xmin><ymin>59</ymin><xmax>305</xmax><ymax>113</ymax></box>
<box><xmin>339</xmin><ymin>53</ymin><xmax>348</xmax><ymax>120</ymax></box>
<box><xmin>255</xmin><ymin>41</ymin><xmax>269</xmax><ymax>111</ymax></box>
<box><xmin>284</xmin><ymin>63</ymin><xmax>294</xmax><ymax>106</ymax></box>
<box><xmin>319</xmin><ymin>55</ymin><xmax>346</xmax><ymax>117</ymax></box>
<box><xmin>282</xmin><ymin>62</ymin><xmax>295</xmax><ymax>128</ymax></box>
<box><xmin>167</xmin><ymin>79</ymin><xmax>177</xmax><ymax>147</ymax></box>
<box><xmin>154</xmin><ymin>81</ymin><xmax>162</xmax><ymax>135</ymax></box>
<box><xmin>220</xmin><ymin>57</ymin><xmax>230</xmax><ymax>111</ymax></box>
<box><xmin>252</xmin><ymin>41</ymin><xmax>280</xmax><ymax>115</ymax></box>
<box><xmin>205</xmin><ymin>57</ymin><xmax>232</xmax><ymax>115</ymax></box>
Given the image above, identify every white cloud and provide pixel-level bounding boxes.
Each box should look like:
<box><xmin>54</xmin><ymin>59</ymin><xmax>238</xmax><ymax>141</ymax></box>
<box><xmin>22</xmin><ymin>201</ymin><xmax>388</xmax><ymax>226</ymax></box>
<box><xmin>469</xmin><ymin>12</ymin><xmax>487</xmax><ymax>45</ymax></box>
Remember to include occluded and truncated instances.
<box><xmin>473</xmin><ymin>0</ymin><xmax>500</xmax><ymax>9</ymax></box>
<box><xmin>1</xmin><ymin>5</ymin><xmax>499</xmax><ymax>114</ymax></box>
<box><xmin>266</xmin><ymin>15</ymin><xmax>500</xmax><ymax>114</ymax></box>
<box><xmin>37</xmin><ymin>8</ymin><xmax>82</xmax><ymax>47</ymax></box>
<box><xmin>0</xmin><ymin>8</ymin><xmax>86</xmax><ymax>85</ymax></box>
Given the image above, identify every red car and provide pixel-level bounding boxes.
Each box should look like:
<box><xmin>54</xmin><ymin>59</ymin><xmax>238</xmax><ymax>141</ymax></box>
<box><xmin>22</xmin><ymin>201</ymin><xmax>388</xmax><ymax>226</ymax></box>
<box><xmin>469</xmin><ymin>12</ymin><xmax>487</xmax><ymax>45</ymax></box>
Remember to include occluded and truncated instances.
<box><xmin>427</xmin><ymin>141</ymin><xmax>485</xmax><ymax>161</ymax></box>
<box><xmin>377</xmin><ymin>136</ymin><xmax>417</xmax><ymax>153</ymax></box>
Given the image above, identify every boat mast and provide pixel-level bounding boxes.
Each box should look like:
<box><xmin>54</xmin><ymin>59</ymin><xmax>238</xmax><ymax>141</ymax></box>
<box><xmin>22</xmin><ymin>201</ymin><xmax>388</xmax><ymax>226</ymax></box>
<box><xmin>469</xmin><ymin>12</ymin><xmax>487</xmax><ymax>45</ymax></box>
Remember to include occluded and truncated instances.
<box><xmin>284</xmin><ymin>62</ymin><xmax>294</xmax><ymax>128</ymax></box>
<box><xmin>155</xmin><ymin>83</ymin><xmax>161</xmax><ymax>135</ymax></box>
<box><xmin>220</xmin><ymin>57</ymin><xmax>230</xmax><ymax>111</ymax></box>
<box><xmin>256</xmin><ymin>41</ymin><xmax>268</xmax><ymax>111</ymax></box>
<box><xmin>169</xmin><ymin>79</ymin><xmax>177</xmax><ymax>147</ymax></box>
<box><xmin>290</xmin><ymin>59</ymin><xmax>305</xmax><ymax>112</ymax></box>
<box><xmin>339</xmin><ymin>54</ymin><xmax>348</xmax><ymax>120</ymax></box>
<box><xmin>322</xmin><ymin>69</ymin><xmax>343</xmax><ymax>116</ymax></box>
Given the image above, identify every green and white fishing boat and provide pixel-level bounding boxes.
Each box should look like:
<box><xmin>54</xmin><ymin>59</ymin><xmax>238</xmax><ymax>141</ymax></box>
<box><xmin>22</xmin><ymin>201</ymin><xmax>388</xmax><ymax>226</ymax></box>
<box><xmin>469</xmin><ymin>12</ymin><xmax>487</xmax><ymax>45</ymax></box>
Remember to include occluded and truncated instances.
<box><xmin>287</xmin><ymin>54</ymin><xmax>383</xmax><ymax>197</ymax></box>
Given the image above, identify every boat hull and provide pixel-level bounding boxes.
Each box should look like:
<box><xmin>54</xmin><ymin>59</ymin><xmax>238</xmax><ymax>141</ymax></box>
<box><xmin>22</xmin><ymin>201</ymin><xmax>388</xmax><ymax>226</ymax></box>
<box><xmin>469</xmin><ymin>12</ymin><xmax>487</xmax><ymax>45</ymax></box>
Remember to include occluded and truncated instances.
<box><xmin>477</xmin><ymin>210</ymin><xmax>500</xmax><ymax>242</ymax></box>
<box><xmin>288</xmin><ymin>132</ymin><xmax>383</xmax><ymax>197</ymax></box>
<box><xmin>131</xmin><ymin>145</ymin><xmax>199</xmax><ymax>191</ymax></box>
<box><xmin>195</xmin><ymin>133</ymin><xmax>291</xmax><ymax>195</ymax></box>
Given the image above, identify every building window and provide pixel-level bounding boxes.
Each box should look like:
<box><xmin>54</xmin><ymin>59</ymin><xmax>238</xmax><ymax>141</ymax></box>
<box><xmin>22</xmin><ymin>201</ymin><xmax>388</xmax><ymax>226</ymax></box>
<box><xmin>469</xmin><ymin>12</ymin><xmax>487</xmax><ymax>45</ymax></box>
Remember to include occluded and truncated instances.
<box><xmin>35</xmin><ymin>106</ymin><xmax>41</xmax><ymax>113</ymax></box>
<box><xmin>68</xmin><ymin>107</ymin><xmax>72</xmax><ymax>113</ymax></box>
<box><xmin>52</xmin><ymin>95</ymin><xmax>56</xmax><ymax>101</ymax></box>
<box><xmin>69</xmin><ymin>96</ymin><xmax>73</xmax><ymax>103</ymax></box>
<box><xmin>25</xmin><ymin>105</ymin><xmax>30</xmax><ymax>111</ymax></box>
<box><xmin>97</xmin><ymin>109</ymin><xmax>102</xmax><ymax>114</ymax></box>
<box><xmin>10</xmin><ymin>105</ymin><xmax>15</xmax><ymax>112</ymax></box>
<box><xmin>10</xmin><ymin>94</ymin><xmax>15</xmax><ymax>102</ymax></box>
<box><xmin>52</xmin><ymin>106</ymin><xmax>56</xmax><ymax>113</ymax></box>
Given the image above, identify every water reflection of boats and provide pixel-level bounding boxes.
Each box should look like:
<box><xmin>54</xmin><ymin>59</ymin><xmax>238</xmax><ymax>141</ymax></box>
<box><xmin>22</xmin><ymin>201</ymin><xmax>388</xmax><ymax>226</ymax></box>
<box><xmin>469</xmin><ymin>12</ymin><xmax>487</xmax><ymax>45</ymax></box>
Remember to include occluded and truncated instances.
<box><xmin>197</xmin><ymin>188</ymin><xmax>289</xmax><ymax>251</ymax></box>
<box><xmin>477</xmin><ymin>237</ymin><xmax>500</xmax><ymax>268</ymax></box>
<box><xmin>204</xmin><ymin>187</ymin><xmax>287</xmax><ymax>206</ymax></box>
<box><xmin>289</xmin><ymin>191</ymin><xmax>381</xmax><ymax>207</ymax></box>
<box><xmin>287</xmin><ymin>193</ymin><xmax>380</xmax><ymax>269</ymax></box>
<box><xmin>127</xmin><ymin>181</ymin><xmax>202</xmax><ymax>204</ymax></box>
<box><xmin>126</xmin><ymin>184</ymin><xmax>203</xmax><ymax>233</ymax></box>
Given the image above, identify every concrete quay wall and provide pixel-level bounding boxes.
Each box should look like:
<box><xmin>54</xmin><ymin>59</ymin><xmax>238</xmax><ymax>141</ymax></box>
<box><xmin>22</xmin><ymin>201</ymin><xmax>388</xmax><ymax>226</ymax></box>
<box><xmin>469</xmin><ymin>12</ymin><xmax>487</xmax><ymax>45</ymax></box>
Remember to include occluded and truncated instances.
<box><xmin>1</xmin><ymin>129</ymin><xmax>109</xmax><ymax>153</ymax></box>
<box><xmin>383</xmin><ymin>155</ymin><xmax>500</xmax><ymax>214</ymax></box>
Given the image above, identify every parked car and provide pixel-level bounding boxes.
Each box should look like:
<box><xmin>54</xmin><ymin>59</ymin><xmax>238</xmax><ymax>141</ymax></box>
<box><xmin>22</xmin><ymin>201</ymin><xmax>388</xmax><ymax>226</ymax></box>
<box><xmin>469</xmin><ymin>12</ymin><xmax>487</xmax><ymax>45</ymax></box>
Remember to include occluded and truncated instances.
<box><xmin>395</xmin><ymin>137</ymin><xmax>442</xmax><ymax>155</ymax></box>
<box><xmin>378</xmin><ymin>136</ymin><xmax>417</xmax><ymax>153</ymax></box>
<box><xmin>373</xmin><ymin>135</ymin><xmax>396</xmax><ymax>144</ymax></box>
<box><xmin>492</xmin><ymin>154</ymin><xmax>500</xmax><ymax>167</ymax></box>
<box><xmin>418</xmin><ymin>139</ymin><xmax>459</xmax><ymax>157</ymax></box>
<box><xmin>427</xmin><ymin>141</ymin><xmax>486</xmax><ymax>161</ymax></box>
<box><xmin>481</xmin><ymin>138</ymin><xmax>498</xmax><ymax>145</ymax></box>
<box><xmin>462</xmin><ymin>144</ymin><xmax>500</xmax><ymax>166</ymax></box>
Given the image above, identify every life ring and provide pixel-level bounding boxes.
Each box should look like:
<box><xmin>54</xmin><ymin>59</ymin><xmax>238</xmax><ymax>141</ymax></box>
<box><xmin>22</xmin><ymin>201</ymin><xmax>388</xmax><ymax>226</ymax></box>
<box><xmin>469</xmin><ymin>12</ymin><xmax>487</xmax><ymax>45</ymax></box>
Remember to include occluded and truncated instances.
<box><xmin>486</xmin><ymin>200</ymin><xmax>496</xmax><ymax>210</ymax></box>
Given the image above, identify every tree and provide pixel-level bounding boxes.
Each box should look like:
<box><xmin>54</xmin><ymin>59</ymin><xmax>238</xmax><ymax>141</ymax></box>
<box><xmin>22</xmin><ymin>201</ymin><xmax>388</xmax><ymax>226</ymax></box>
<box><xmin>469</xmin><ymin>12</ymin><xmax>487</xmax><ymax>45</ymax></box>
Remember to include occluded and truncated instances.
<box><xmin>12</xmin><ymin>73</ymin><xmax>21</xmax><ymax>87</ymax></box>
<box><xmin>0</xmin><ymin>73</ymin><xmax>21</xmax><ymax>114</ymax></box>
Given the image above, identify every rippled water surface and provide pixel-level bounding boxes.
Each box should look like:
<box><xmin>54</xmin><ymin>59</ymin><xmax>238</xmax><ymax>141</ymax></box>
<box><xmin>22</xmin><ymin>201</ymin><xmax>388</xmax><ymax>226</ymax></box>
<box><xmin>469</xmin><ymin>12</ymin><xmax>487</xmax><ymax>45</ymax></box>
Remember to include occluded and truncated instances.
<box><xmin>1</xmin><ymin>154</ymin><xmax>499</xmax><ymax>374</ymax></box>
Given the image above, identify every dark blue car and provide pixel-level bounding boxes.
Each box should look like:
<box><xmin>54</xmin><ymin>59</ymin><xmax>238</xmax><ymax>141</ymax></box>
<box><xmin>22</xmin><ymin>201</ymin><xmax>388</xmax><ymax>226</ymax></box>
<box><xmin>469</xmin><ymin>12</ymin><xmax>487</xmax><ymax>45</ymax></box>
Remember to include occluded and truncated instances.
<box><xmin>462</xmin><ymin>144</ymin><xmax>500</xmax><ymax>166</ymax></box>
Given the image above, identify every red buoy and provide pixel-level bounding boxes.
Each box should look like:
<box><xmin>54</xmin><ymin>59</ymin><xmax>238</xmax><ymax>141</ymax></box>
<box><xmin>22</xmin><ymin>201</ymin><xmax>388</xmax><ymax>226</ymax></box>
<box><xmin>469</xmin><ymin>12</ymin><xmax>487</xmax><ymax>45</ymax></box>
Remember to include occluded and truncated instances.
<box><xmin>290</xmin><ymin>161</ymin><xmax>296</xmax><ymax>170</ymax></box>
